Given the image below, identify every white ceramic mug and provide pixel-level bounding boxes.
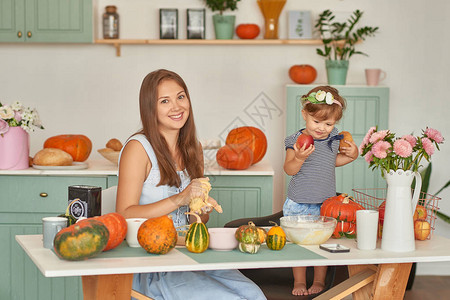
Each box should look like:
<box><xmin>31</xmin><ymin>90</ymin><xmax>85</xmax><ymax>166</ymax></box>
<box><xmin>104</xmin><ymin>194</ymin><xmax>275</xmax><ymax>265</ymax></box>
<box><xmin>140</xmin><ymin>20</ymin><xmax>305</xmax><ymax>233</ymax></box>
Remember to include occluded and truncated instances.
<box><xmin>42</xmin><ymin>217</ymin><xmax>68</xmax><ymax>249</ymax></box>
<box><xmin>356</xmin><ymin>210</ymin><xmax>379</xmax><ymax>250</ymax></box>
<box><xmin>125</xmin><ymin>218</ymin><xmax>147</xmax><ymax>247</ymax></box>
<box><xmin>365</xmin><ymin>68</ymin><xmax>386</xmax><ymax>86</ymax></box>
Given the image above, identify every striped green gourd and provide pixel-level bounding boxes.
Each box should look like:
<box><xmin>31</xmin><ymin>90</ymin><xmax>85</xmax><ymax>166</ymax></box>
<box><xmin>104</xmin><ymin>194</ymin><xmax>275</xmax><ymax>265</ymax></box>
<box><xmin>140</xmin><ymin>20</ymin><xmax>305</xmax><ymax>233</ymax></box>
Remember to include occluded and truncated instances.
<box><xmin>266</xmin><ymin>221</ymin><xmax>286</xmax><ymax>251</ymax></box>
<box><xmin>185</xmin><ymin>212</ymin><xmax>209</xmax><ymax>253</ymax></box>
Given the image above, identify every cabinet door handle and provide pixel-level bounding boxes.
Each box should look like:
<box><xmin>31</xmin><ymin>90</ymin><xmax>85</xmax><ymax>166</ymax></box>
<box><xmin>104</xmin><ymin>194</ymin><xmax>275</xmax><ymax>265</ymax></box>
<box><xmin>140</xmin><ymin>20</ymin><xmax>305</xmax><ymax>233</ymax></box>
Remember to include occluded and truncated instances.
<box><xmin>17</xmin><ymin>31</ymin><xmax>22</xmax><ymax>38</ymax></box>
<box><xmin>40</xmin><ymin>193</ymin><xmax>48</xmax><ymax>197</ymax></box>
<box><xmin>27</xmin><ymin>31</ymin><xmax>32</xmax><ymax>38</ymax></box>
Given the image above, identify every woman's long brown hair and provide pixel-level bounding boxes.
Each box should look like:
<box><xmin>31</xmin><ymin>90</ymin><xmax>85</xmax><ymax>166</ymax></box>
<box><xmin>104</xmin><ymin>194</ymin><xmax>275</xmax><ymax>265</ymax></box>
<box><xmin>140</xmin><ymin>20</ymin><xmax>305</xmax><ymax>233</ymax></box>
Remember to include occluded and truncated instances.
<box><xmin>137</xmin><ymin>69</ymin><xmax>202</xmax><ymax>187</ymax></box>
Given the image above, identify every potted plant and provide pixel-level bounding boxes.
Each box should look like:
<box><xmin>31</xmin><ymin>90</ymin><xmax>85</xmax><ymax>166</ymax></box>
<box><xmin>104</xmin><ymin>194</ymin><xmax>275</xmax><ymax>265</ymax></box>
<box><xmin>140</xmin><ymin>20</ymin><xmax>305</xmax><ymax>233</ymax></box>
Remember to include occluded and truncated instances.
<box><xmin>205</xmin><ymin>0</ymin><xmax>241</xmax><ymax>39</ymax></box>
<box><xmin>315</xmin><ymin>9</ymin><xmax>379</xmax><ymax>85</ymax></box>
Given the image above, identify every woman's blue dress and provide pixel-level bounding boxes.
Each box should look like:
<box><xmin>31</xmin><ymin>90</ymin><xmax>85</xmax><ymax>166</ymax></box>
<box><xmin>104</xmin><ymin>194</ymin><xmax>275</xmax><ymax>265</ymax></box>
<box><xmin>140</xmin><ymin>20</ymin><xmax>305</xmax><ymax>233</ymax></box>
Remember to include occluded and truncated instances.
<box><xmin>121</xmin><ymin>135</ymin><xmax>266</xmax><ymax>300</ymax></box>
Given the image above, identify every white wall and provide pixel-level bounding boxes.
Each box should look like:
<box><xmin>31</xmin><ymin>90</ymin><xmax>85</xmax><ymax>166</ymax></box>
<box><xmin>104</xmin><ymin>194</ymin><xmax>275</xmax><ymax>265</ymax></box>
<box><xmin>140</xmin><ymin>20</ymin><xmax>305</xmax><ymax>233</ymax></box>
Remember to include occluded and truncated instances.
<box><xmin>1</xmin><ymin>0</ymin><xmax>449</xmax><ymax>274</ymax></box>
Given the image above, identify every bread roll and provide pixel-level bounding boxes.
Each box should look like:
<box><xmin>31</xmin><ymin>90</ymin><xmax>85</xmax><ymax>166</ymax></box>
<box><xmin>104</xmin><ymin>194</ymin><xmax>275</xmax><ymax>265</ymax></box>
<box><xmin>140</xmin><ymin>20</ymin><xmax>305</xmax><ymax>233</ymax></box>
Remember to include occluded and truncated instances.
<box><xmin>33</xmin><ymin>148</ymin><xmax>73</xmax><ymax>166</ymax></box>
<box><xmin>106</xmin><ymin>138</ymin><xmax>123</xmax><ymax>151</ymax></box>
<box><xmin>339</xmin><ymin>131</ymin><xmax>354</xmax><ymax>151</ymax></box>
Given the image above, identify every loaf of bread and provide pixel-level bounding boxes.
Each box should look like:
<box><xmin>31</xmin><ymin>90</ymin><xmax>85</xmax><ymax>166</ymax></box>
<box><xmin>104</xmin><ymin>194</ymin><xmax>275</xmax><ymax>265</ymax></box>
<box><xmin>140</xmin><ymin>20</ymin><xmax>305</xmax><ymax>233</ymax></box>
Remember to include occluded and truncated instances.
<box><xmin>106</xmin><ymin>138</ymin><xmax>123</xmax><ymax>151</ymax></box>
<box><xmin>33</xmin><ymin>148</ymin><xmax>73</xmax><ymax>166</ymax></box>
<box><xmin>339</xmin><ymin>131</ymin><xmax>354</xmax><ymax>151</ymax></box>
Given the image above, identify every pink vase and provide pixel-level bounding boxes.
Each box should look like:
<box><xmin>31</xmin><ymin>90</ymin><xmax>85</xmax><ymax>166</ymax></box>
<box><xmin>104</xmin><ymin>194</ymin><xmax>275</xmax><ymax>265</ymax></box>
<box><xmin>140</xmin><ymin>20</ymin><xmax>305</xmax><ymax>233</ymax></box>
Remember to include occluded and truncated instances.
<box><xmin>0</xmin><ymin>126</ymin><xmax>30</xmax><ymax>170</ymax></box>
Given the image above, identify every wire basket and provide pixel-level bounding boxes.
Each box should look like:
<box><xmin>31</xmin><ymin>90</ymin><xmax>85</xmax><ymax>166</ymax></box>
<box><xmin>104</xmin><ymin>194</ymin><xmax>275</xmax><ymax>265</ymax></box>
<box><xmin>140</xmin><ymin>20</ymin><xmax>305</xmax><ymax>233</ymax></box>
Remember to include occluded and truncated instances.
<box><xmin>352</xmin><ymin>188</ymin><xmax>441</xmax><ymax>240</ymax></box>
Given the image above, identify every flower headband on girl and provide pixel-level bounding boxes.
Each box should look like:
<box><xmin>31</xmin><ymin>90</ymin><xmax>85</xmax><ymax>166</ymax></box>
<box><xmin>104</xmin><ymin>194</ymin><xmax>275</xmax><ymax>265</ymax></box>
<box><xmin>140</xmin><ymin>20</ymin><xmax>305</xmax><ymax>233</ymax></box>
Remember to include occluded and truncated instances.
<box><xmin>301</xmin><ymin>90</ymin><xmax>342</xmax><ymax>107</ymax></box>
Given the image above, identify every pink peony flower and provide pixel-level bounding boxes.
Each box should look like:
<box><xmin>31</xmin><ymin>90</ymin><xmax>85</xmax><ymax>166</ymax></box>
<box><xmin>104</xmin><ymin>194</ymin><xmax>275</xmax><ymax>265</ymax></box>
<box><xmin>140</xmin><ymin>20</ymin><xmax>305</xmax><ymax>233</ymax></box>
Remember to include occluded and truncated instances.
<box><xmin>364</xmin><ymin>151</ymin><xmax>374</xmax><ymax>163</ymax></box>
<box><xmin>369</xmin><ymin>130</ymin><xmax>389</xmax><ymax>144</ymax></box>
<box><xmin>424</xmin><ymin>127</ymin><xmax>444</xmax><ymax>144</ymax></box>
<box><xmin>358</xmin><ymin>142</ymin><xmax>365</xmax><ymax>155</ymax></box>
<box><xmin>14</xmin><ymin>111</ymin><xmax>22</xmax><ymax>122</ymax></box>
<box><xmin>401</xmin><ymin>135</ymin><xmax>417</xmax><ymax>148</ymax></box>
<box><xmin>422</xmin><ymin>138</ymin><xmax>435</xmax><ymax>156</ymax></box>
<box><xmin>393</xmin><ymin>139</ymin><xmax>413</xmax><ymax>158</ymax></box>
<box><xmin>0</xmin><ymin>119</ymin><xmax>9</xmax><ymax>135</ymax></box>
<box><xmin>361</xmin><ymin>127</ymin><xmax>377</xmax><ymax>146</ymax></box>
<box><xmin>372</xmin><ymin>141</ymin><xmax>391</xmax><ymax>159</ymax></box>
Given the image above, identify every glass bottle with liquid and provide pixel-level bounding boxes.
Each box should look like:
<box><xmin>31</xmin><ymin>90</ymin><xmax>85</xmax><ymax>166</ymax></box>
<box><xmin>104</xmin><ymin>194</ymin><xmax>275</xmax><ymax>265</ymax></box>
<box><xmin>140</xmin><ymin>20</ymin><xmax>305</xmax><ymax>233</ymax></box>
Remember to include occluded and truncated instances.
<box><xmin>103</xmin><ymin>6</ymin><xmax>119</xmax><ymax>39</ymax></box>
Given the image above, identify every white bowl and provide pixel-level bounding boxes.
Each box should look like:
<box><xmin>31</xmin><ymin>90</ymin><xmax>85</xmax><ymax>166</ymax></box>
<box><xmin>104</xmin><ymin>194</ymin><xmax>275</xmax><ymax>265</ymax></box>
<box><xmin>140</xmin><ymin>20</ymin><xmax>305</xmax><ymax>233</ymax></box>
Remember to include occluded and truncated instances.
<box><xmin>208</xmin><ymin>227</ymin><xmax>238</xmax><ymax>251</ymax></box>
<box><xmin>97</xmin><ymin>148</ymin><xmax>120</xmax><ymax>165</ymax></box>
<box><xmin>280</xmin><ymin>215</ymin><xmax>337</xmax><ymax>245</ymax></box>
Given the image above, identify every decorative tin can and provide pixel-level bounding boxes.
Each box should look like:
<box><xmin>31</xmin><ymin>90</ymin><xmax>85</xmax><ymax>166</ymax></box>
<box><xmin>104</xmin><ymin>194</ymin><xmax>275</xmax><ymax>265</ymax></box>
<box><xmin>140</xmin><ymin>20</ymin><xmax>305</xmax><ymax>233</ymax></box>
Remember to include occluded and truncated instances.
<box><xmin>68</xmin><ymin>185</ymin><xmax>102</xmax><ymax>219</ymax></box>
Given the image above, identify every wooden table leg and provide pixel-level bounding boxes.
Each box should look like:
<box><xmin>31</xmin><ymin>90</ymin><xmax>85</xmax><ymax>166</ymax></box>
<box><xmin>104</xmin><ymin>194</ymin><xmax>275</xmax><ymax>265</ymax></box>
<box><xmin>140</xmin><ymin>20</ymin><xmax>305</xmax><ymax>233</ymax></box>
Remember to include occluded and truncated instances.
<box><xmin>314</xmin><ymin>263</ymin><xmax>412</xmax><ymax>300</ymax></box>
<box><xmin>372</xmin><ymin>263</ymin><xmax>412</xmax><ymax>300</ymax></box>
<box><xmin>348</xmin><ymin>264</ymin><xmax>378</xmax><ymax>300</ymax></box>
<box><xmin>82</xmin><ymin>273</ymin><xmax>133</xmax><ymax>300</ymax></box>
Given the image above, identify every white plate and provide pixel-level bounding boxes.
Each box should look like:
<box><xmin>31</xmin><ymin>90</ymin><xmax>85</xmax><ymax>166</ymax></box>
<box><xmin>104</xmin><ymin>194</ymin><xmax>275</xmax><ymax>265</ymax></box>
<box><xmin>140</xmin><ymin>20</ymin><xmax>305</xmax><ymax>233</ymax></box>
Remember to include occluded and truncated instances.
<box><xmin>32</xmin><ymin>162</ymin><xmax>88</xmax><ymax>170</ymax></box>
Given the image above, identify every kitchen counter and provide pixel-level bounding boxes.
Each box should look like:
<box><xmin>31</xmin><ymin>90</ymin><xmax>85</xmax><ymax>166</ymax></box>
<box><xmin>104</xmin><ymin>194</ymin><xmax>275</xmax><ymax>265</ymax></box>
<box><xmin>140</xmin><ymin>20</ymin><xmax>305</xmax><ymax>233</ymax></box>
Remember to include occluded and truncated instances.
<box><xmin>0</xmin><ymin>159</ymin><xmax>274</xmax><ymax>176</ymax></box>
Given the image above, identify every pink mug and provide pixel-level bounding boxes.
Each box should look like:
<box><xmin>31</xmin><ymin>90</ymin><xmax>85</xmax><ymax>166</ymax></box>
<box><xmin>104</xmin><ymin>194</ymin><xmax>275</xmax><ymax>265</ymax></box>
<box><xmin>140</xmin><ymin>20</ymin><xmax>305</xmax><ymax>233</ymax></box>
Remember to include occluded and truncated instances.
<box><xmin>365</xmin><ymin>69</ymin><xmax>386</xmax><ymax>86</ymax></box>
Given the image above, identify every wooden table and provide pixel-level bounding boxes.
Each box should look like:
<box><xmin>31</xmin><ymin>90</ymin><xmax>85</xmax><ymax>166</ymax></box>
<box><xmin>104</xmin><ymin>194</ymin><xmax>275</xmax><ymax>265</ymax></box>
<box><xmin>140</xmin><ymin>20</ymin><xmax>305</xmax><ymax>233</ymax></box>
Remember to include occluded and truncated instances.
<box><xmin>16</xmin><ymin>234</ymin><xmax>450</xmax><ymax>300</ymax></box>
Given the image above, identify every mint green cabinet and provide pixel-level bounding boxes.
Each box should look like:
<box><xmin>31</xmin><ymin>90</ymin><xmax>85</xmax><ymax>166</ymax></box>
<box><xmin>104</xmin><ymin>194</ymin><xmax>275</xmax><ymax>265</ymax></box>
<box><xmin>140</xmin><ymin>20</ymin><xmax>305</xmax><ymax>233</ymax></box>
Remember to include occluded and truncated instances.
<box><xmin>286</xmin><ymin>85</ymin><xmax>390</xmax><ymax>194</ymax></box>
<box><xmin>0</xmin><ymin>175</ymin><xmax>110</xmax><ymax>300</ymax></box>
<box><xmin>207</xmin><ymin>175</ymin><xmax>274</xmax><ymax>227</ymax></box>
<box><xmin>0</xmin><ymin>0</ymin><xmax>92</xmax><ymax>43</ymax></box>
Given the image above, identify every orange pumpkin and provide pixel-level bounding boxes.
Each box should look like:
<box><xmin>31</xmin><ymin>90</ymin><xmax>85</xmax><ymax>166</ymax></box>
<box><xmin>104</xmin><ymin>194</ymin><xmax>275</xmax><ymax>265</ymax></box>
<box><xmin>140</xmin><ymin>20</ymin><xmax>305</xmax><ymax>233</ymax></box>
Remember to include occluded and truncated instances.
<box><xmin>236</xmin><ymin>24</ymin><xmax>260</xmax><ymax>39</ymax></box>
<box><xmin>225</xmin><ymin>126</ymin><xmax>267</xmax><ymax>164</ymax></box>
<box><xmin>94</xmin><ymin>213</ymin><xmax>127</xmax><ymax>251</ymax></box>
<box><xmin>216</xmin><ymin>144</ymin><xmax>253</xmax><ymax>170</ymax></box>
<box><xmin>137</xmin><ymin>215</ymin><xmax>177</xmax><ymax>255</ymax></box>
<box><xmin>44</xmin><ymin>134</ymin><xmax>92</xmax><ymax>162</ymax></box>
<box><xmin>320</xmin><ymin>193</ymin><xmax>364</xmax><ymax>238</ymax></box>
<box><xmin>289</xmin><ymin>65</ymin><xmax>317</xmax><ymax>84</ymax></box>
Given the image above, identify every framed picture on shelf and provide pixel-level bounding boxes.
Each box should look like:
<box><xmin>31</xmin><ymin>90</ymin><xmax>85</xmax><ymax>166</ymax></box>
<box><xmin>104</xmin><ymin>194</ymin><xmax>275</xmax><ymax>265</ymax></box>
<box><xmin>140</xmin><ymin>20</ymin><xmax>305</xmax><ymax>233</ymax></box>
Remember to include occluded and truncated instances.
<box><xmin>288</xmin><ymin>11</ymin><xmax>312</xmax><ymax>39</ymax></box>
<box><xmin>187</xmin><ymin>9</ymin><xmax>205</xmax><ymax>39</ymax></box>
<box><xmin>160</xmin><ymin>9</ymin><xmax>178</xmax><ymax>39</ymax></box>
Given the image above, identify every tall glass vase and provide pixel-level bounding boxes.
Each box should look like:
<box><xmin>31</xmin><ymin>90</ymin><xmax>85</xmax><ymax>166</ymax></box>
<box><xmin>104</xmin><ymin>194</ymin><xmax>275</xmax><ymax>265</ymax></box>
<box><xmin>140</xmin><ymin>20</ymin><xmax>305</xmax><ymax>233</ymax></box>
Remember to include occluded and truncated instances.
<box><xmin>0</xmin><ymin>126</ymin><xmax>30</xmax><ymax>170</ymax></box>
<box><xmin>381</xmin><ymin>169</ymin><xmax>422</xmax><ymax>252</ymax></box>
<box><xmin>257</xmin><ymin>0</ymin><xmax>286</xmax><ymax>39</ymax></box>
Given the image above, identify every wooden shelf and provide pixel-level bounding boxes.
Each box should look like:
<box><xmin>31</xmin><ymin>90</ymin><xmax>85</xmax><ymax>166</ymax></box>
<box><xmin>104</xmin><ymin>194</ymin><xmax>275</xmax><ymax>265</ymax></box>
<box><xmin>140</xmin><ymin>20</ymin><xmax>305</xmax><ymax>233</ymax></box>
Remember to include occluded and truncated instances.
<box><xmin>94</xmin><ymin>39</ymin><xmax>324</xmax><ymax>56</ymax></box>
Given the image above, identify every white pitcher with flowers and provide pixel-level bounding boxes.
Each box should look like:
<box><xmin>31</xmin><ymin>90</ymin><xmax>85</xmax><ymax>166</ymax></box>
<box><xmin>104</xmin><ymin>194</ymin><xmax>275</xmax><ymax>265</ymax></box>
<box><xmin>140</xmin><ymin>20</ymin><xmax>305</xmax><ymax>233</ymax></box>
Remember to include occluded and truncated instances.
<box><xmin>0</xmin><ymin>101</ymin><xmax>44</xmax><ymax>170</ymax></box>
<box><xmin>359</xmin><ymin>127</ymin><xmax>444</xmax><ymax>252</ymax></box>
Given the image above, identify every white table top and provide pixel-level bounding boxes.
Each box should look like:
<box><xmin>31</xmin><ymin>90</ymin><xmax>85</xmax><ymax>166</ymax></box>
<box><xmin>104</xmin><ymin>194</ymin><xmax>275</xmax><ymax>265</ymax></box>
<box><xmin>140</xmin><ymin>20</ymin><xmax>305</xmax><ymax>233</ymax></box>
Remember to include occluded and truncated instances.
<box><xmin>16</xmin><ymin>234</ymin><xmax>450</xmax><ymax>278</ymax></box>
<box><xmin>0</xmin><ymin>160</ymin><xmax>274</xmax><ymax>176</ymax></box>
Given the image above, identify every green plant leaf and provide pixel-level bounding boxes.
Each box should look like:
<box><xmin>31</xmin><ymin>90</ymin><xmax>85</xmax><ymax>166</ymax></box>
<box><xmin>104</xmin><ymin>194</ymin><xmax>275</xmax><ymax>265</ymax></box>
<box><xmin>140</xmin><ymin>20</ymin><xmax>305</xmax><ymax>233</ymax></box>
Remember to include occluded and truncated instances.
<box><xmin>435</xmin><ymin>180</ymin><xmax>450</xmax><ymax>196</ymax></box>
<box><xmin>435</xmin><ymin>210</ymin><xmax>450</xmax><ymax>223</ymax></box>
<box><xmin>420</xmin><ymin>163</ymin><xmax>432</xmax><ymax>194</ymax></box>
<box><xmin>204</xmin><ymin>0</ymin><xmax>241</xmax><ymax>13</ymax></box>
<box><xmin>315</xmin><ymin>9</ymin><xmax>378</xmax><ymax>61</ymax></box>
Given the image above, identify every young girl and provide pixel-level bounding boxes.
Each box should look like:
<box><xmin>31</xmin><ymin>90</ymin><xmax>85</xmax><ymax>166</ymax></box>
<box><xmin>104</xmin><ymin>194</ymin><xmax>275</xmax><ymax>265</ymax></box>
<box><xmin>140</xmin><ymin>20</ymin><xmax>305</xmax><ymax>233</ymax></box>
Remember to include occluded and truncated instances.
<box><xmin>283</xmin><ymin>86</ymin><xmax>358</xmax><ymax>296</ymax></box>
<box><xmin>116</xmin><ymin>69</ymin><xmax>266</xmax><ymax>300</ymax></box>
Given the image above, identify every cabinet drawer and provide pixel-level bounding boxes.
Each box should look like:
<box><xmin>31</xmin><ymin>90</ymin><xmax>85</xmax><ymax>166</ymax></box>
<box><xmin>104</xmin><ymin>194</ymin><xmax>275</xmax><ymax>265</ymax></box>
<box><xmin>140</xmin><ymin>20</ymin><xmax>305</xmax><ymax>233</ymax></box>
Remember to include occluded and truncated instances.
<box><xmin>0</xmin><ymin>175</ymin><xmax>107</xmax><ymax>214</ymax></box>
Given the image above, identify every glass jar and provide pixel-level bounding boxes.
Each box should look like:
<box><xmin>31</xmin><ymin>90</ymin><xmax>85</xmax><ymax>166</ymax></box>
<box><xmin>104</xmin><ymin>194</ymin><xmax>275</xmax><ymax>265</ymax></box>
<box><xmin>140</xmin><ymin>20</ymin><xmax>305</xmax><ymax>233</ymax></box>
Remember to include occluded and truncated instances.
<box><xmin>103</xmin><ymin>6</ymin><xmax>119</xmax><ymax>39</ymax></box>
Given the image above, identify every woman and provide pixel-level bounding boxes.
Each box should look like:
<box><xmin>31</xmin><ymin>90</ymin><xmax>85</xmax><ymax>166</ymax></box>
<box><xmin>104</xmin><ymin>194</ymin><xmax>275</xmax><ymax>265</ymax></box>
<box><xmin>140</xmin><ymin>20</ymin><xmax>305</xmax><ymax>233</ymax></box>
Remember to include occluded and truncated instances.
<box><xmin>116</xmin><ymin>69</ymin><xmax>266</xmax><ymax>300</ymax></box>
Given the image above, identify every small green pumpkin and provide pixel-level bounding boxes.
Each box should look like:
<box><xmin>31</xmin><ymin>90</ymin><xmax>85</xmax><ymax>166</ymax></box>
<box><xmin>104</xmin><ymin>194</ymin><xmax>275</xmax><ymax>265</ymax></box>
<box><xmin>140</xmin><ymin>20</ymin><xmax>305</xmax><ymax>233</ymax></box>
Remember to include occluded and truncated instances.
<box><xmin>185</xmin><ymin>212</ymin><xmax>209</xmax><ymax>253</ymax></box>
<box><xmin>53</xmin><ymin>218</ymin><xmax>109</xmax><ymax>261</ymax></box>
<box><xmin>266</xmin><ymin>221</ymin><xmax>286</xmax><ymax>251</ymax></box>
<box><xmin>235</xmin><ymin>221</ymin><xmax>261</xmax><ymax>254</ymax></box>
